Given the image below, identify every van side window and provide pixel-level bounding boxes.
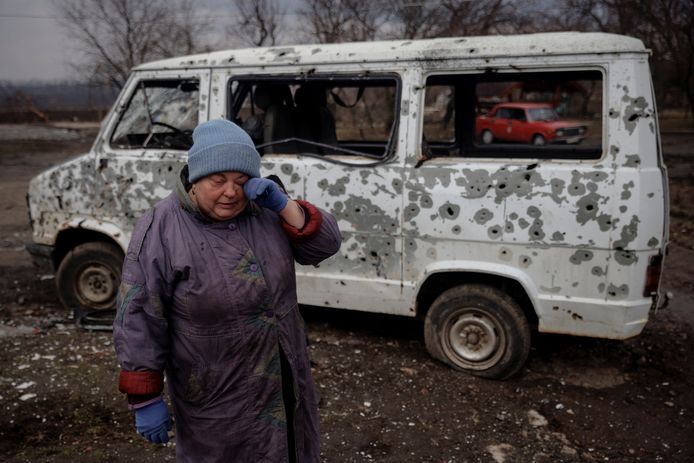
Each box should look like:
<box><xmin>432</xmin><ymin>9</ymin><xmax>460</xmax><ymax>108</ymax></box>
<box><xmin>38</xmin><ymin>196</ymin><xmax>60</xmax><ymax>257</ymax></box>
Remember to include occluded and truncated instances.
<box><xmin>228</xmin><ymin>76</ymin><xmax>399</xmax><ymax>158</ymax></box>
<box><xmin>423</xmin><ymin>71</ymin><xmax>603</xmax><ymax>159</ymax></box>
<box><xmin>110</xmin><ymin>79</ymin><xmax>199</xmax><ymax>150</ymax></box>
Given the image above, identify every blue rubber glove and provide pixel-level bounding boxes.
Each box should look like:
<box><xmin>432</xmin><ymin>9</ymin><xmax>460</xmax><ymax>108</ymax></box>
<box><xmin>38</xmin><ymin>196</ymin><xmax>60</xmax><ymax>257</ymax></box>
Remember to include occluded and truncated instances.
<box><xmin>135</xmin><ymin>399</ymin><xmax>171</xmax><ymax>444</ymax></box>
<box><xmin>244</xmin><ymin>177</ymin><xmax>289</xmax><ymax>212</ymax></box>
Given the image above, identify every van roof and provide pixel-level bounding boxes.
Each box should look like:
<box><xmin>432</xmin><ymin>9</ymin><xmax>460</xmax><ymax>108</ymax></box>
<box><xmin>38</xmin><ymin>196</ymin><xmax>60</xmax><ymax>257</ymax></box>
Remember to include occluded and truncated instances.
<box><xmin>134</xmin><ymin>32</ymin><xmax>646</xmax><ymax>72</ymax></box>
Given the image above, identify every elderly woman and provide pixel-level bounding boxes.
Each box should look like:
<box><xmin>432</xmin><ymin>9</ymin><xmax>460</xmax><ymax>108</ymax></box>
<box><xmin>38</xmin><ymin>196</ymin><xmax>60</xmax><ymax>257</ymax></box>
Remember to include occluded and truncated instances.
<box><xmin>113</xmin><ymin>119</ymin><xmax>341</xmax><ymax>462</ymax></box>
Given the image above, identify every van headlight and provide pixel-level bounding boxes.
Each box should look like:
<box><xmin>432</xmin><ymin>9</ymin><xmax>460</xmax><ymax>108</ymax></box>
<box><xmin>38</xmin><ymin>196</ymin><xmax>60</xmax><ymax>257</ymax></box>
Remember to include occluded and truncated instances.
<box><xmin>556</xmin><ymin>129</ymin><xmax>565</xmax><ymax>137</ymax></box>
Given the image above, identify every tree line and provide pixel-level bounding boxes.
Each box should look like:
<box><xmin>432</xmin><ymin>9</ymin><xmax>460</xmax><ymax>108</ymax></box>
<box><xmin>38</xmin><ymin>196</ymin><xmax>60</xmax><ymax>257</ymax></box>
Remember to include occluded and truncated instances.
<box><xmin>5</xmin><ymin>0</ymin><xmax>694</xmax><ymax>120</ymax></box>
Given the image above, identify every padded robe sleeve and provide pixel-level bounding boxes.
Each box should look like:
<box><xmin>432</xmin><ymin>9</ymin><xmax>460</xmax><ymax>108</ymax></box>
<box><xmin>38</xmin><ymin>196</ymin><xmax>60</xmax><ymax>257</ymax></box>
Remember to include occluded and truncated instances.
<box><xmin>113</xmin><ymin>210</ymin><xmax>170</xmax><ymax>397</ymax></box>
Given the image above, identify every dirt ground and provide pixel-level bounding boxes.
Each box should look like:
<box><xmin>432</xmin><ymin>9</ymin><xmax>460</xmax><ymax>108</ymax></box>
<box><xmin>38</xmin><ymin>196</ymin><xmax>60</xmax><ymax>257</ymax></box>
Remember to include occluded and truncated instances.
<box><xmin>0</xmin><ymin>123</ymin><xmax>692</xmax><ymax>462</ymax></box>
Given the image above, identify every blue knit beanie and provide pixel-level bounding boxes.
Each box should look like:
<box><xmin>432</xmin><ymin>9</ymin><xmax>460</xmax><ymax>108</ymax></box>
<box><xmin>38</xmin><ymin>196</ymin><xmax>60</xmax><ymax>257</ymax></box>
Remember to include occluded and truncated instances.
<box><xmin>187</xmin><ymin>119</ymin><xmax>261</xmax><ymax>182</ymax></box>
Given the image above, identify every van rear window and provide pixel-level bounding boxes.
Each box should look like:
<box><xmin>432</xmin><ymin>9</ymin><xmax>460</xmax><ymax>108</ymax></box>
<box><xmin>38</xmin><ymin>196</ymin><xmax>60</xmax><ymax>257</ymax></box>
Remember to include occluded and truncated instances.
<box><xmin>423</xmin><ymin>70</ymin><xmax>603</xmax><ymax>160</ymax></box>
<box><xmin>228</xmin><ymin>76</ymin><xmax>399</xmax><ymax>159</ymax></box>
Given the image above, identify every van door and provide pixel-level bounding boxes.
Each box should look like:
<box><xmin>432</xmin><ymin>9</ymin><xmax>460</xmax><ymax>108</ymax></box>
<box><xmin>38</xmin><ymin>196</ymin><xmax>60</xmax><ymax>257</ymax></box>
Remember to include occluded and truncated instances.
<box><xmin>94</xmin><ymin>70</ymin><xmax>210</xmax><ymax>235</ymax></box>
<box><xmin>225</xmin><ymin>73</ymin><xmax>406</xmax><ymax>313</ymax></box>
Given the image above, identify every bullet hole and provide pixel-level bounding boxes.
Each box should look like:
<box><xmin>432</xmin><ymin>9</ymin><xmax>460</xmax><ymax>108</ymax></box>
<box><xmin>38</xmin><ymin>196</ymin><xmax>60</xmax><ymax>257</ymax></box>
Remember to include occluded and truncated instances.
<box><xmin>446</xmin><ymin>207</ymin><xmax>454</xmax><ymax>216</ymax></box>
<box><xmin>609</xmin><ymin>110</ymin><xmax>616</xmax><ymax>117</ymax></box>
<box><xmin>498</xmin><ymin>183</ymin><xmax>506</xmax><ymax>190</ymax></box>
<box><xmin>501</xmin><ymin>249</ymin><xmax>507</xmax><ymax>255</ymax></box>
<box><xmin>553</xmin><ymin>306</ymin><xmax>559</xmax><ymax>311</ymax></box>
<box><xmin>586</xmin><ymin>204</ymin><xmax>594</xmax><ymax>211</ymax></box>
<box><xmin>524</xmin><ymin>174</ymin><xmax>531</xmax><ymax>181</ymax></box>
<box><xmin>608</xmin><ymin>290</ymin><xmax>616</xmax><ymax>297</ymax></box>
<box><xmin>521</xmin><ymin>257</ymin><xmax>529</xmax><ymax>264</ymax></box>
<box><xmin>572</xmin><ymin>313</ymin><xmax>583</xmax><ymax>320</ymax></box>
<box><xmin>628</xmin><ymin>113</ymin><xmax>639</xmax><ymax>121</ymax></box>
<box><xmin>370</xmin><ymin>251</ymin><xmax>378</xmax><ymax>257</ymax></box>
<box><xmin>355</xmin><ymin>207</ymin><xmax>361</xmax><ymax>213</ymax></box>
<box><xmin>360</xmin><ymin>257</ymin><xmax>366</xmax><ymax>262</ymax></box>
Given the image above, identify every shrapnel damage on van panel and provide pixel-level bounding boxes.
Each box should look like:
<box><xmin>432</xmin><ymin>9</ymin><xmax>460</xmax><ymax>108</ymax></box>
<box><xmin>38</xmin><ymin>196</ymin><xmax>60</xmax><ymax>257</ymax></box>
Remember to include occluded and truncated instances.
<box><xmin>26</xmin><ymin>32</ymin><xmax>668</xmax><ymax>379</ymax></box>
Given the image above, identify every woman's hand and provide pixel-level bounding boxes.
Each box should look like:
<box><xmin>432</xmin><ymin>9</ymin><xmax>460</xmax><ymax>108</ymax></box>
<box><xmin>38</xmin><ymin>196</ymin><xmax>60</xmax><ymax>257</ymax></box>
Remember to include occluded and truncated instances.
<box><xmin>243</xmin><ymin>177</ymin><xmax>289</xmax><ymax>212</ymax></box>
<box><xmin>135</xmin><ymin>399</ymin><xmax>171</xmax><ymax>444</ymax></box>
<box><xmin>244</xmin><ymin>178</ymin><xmax>305</xmax><ymax>229</ymax></box>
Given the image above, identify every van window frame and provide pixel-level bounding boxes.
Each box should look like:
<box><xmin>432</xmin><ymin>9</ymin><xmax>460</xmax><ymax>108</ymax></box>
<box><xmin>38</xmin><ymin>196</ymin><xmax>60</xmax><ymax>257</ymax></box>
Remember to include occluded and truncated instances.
<box><xmin>421</xmin><ymin>67</ymin><xmax>606</xmax><ymax>161</ymax></box>
<box><xmin>226</xmin><ymin>73</ymin><xmax>402</xmax><ymax>164</ymax></box>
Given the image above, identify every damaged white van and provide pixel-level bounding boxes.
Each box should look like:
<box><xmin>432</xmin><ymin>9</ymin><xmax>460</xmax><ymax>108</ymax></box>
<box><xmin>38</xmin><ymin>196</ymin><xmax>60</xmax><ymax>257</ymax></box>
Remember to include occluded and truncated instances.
<box><xmin>26</xmin><ymin>32</ymin><xmax>668</xmax><ymax>378</ymax></box>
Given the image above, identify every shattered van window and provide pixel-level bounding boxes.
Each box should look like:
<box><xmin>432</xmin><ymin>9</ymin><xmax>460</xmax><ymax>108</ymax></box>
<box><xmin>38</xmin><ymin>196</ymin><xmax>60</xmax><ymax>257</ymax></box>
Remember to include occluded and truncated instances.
<box><xmin>423</xmin><ymin>85</ymin><xmax>455</xmax><ymax>143</ymax></box>
<box><xmin>424</xmin><ymin>70</ymin><xmax>603</xmax><ymax>160</ymax></box>
<box><xmin>110</xmin><ymin>80</ymin><xmax>199</xmax><ymax>150</ymax></box>
<box><xmin>228</xmin><ymin>76</ymin><xmax>398</xmax><ymax>159</ymax></box>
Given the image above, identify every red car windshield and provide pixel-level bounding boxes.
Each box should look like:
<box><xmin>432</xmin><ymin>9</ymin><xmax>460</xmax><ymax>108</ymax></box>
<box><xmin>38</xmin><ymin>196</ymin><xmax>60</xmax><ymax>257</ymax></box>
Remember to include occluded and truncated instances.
<box><xmin>527</xmin><ymin>107</ymin><xmax>560</xmax><ymax>122</ymax></box>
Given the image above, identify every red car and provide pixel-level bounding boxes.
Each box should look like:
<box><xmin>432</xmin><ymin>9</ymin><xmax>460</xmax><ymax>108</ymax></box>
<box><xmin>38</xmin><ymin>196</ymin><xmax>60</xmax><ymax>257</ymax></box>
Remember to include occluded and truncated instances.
<box><xmin>476</xmin><ymin>102</ymin><xmax>587</xmax><ymax>145</ymax></box>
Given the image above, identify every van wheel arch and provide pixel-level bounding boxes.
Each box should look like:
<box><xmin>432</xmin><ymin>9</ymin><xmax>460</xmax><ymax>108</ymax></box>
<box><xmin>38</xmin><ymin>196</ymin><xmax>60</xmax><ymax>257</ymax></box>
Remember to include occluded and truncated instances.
<box><xmin>415</xmin><ymin>271</ymin><xmax>538</xmax><ymax>330</ymax></box>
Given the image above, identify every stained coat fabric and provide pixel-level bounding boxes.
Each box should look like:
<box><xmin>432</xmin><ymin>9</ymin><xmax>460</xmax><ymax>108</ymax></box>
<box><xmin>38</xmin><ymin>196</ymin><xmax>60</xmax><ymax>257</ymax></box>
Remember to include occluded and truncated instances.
<box><xmin>113</xmin><ymin>178</ymin><xmax>341</xmax><ymax>462</ymax></box>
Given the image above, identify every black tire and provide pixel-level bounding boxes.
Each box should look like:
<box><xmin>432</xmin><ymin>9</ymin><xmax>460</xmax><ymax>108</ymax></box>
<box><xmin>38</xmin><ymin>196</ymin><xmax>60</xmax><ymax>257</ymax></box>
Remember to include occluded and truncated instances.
<box><xmin>424</xmin><ymin>284</ymin><xmax>531</xmax><ymax>379</ymax></box>
<box><xmin>56</xmin><ymin>241</ymin><xmax>124</xmax><ymax>311</ymax></box>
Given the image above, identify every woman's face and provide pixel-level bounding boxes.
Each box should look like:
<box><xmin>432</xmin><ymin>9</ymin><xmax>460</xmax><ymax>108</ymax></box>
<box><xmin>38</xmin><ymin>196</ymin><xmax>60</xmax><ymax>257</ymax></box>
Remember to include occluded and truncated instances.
<box><xmin>192</xmin><ymin>171</ymin><xmax>249</xmax><ymax>221</ymax></box>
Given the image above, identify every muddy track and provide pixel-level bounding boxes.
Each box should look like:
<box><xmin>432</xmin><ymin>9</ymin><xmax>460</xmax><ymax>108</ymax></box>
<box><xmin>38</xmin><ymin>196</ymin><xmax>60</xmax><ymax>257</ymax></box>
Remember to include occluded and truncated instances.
<box><xmin>0</xmin><ymin>125</ymin><xmax>692</xmax><ymax>462</ymax></box>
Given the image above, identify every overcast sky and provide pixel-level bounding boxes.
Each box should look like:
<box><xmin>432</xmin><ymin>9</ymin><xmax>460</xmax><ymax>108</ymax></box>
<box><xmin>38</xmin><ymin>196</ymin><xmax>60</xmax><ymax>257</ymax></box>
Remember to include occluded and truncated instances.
<box><xmin>0</xmin><ymin>0</ymin><xmax>303</xmax><ymax>83</ymax></box>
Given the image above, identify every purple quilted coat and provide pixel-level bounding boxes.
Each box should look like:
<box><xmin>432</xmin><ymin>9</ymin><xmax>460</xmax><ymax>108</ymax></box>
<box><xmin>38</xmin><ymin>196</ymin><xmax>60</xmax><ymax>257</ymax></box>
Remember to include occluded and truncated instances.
<box><xmin>113</xmin><ymin>176</ymin><xmax>341</xmax><ymax>462</ymax></box>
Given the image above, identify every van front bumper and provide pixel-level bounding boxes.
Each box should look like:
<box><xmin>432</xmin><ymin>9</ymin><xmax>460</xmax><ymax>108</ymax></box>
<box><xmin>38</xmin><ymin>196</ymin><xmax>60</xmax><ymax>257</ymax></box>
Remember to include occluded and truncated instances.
<box><xmin>25</xmin><ymin>242</ymin><xmax>55</xmax><ymax>273</ymax></box>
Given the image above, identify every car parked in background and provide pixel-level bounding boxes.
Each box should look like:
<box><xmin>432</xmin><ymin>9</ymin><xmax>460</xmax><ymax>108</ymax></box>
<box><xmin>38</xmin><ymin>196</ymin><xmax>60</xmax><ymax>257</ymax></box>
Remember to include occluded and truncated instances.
<box><xmin>476</xmin><ymin>102</ymin><xmax>588</xmax><ymax>145</ymax></box>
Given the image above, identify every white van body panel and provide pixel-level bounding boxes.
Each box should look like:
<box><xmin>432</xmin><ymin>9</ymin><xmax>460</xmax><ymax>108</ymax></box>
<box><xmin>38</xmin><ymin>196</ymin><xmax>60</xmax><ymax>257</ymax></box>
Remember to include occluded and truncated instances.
<box><xmin>26</xmin><ymin>33</ymin><xmax>667</xmax><ymax>343</ymax></box>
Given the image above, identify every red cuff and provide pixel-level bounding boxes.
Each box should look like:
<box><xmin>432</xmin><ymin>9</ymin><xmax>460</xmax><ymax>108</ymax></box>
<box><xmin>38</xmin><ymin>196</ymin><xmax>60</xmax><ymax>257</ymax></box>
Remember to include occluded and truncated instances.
<box><xmin>118</xmin><ymin>370</ymin><xmax>164</xmax><ymax>395</ymax></box>
<box><xmin>281</xmin><ymin>200</ymin><xmax>324</xmax><ymax>243</ymax></box>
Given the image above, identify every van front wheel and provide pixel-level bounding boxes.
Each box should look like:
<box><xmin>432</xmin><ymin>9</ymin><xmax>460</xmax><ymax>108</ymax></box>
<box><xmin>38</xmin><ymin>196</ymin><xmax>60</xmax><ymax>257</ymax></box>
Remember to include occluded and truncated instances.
<box><xmin>424</xmin><ymin>284</ymin><xmax>530</xmax><ymax>379</ymax></box>
<box><xmin>56</xmin><ymin>242</ymin><xmax>124</xmax><ymax>311</ymax></box>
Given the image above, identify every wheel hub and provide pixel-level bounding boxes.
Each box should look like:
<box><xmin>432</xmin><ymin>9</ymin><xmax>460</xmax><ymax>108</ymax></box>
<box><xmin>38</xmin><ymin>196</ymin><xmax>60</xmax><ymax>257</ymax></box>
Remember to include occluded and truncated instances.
<box><xmin>77</xmin><ymin>265</ymin><xmax>116</xmax><ymax>305</ymax></box>
<box><xmin>448</xmin><ymin>312</ymin><xmax>500</xmax><ymax>362</ymax></box>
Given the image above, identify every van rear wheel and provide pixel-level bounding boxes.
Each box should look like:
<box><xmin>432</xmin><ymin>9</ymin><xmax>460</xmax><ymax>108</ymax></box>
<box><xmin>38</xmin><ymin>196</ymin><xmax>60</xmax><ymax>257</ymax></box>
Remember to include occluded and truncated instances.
<box><xmin>481</xmin><ymin>130</ymin><xmax>494</xmax><ymax>144</ymax></box>
<box><xmin>56</xmin><ymin>242</ymin><xmax>124</xmax><ymax>311</ymax></box>
<box><xmin>424</xmin><ymin>284</ymin><xmax>530</xmax><ymax>379</ymax></box>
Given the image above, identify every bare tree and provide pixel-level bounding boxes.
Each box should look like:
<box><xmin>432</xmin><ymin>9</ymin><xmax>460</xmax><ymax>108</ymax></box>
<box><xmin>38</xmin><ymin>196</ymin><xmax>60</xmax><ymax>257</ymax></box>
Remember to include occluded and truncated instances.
<box><xmin>539</xmin><ymin>0</ymin><xmax>694</xmax><ymax>122</ymax></box>
<box><xmin>227</xmin><ymin>0</ymin><xmax>285</xmax><ymax>47</ymax></box>
<box><xmin>439</xmin><ymin>0</ymin><xmax>519</xmax><ymax>36</ymax></box>
<box><xmin>387</xmin><ymin>0</ymin><xmax>532</xmax><ymax>40</ymax></box>
<box><xmin>56</xmin><ymin>0</ymin><xmax>211</xmax><ymax>89</ymax></box>
<box><xmin>386</xmin><ymin>0</ymin><xmax>447</xmax><ymax>40</ymax></box>
<box><xmin>300</xmin><ymin>0</ymin><xmax>390</xmax><ymax>43</ymax></box>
